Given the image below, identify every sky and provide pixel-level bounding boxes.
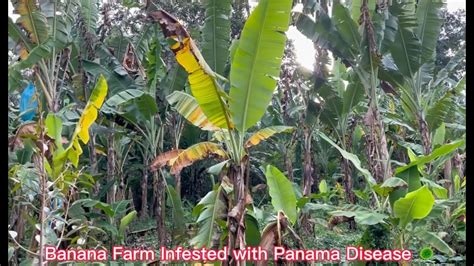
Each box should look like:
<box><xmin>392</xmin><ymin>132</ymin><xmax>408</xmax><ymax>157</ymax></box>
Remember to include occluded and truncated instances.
<box><xmin>9</xmin><ymin>0</ymin><xmax>465</xmax><ymax>70</ymax></box>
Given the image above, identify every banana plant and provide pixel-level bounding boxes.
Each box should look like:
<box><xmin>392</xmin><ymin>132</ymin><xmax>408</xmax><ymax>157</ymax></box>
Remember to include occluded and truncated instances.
<box><xmin>379</xmin><ymin>0</ymin><xmax>453</xmax><ymax>156</ymax></box>
<box><xmin>295</xmin><ymin>0</ymin><xmax>398</xmax><ymax>182</ymax></box>
<box><xmin>148</xmin><ymin>0</ymin><xmax>293</xmax><ymax>257</ymax></box>
<box><xmin>9</xmin><ymin>0</ymin><xmax>81</xmax><ymax>111</ymax></box>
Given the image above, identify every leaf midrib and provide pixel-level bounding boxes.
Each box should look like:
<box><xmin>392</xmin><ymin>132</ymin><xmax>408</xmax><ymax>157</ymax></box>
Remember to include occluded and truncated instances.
<box><xmin>240</xmin><ymin>0</ymin><xmax>269</xmax><ymax>132</ymax></box>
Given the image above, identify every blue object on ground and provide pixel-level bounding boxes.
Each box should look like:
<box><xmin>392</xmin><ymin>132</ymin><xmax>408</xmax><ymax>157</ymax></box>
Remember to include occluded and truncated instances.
<box><xmin>19</xmin><ymin>82</ymin><xmax>38</xmax><ymax>121</ymax></box>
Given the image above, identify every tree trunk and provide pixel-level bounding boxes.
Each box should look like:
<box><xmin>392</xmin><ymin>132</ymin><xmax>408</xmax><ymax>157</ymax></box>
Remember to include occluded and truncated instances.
<box><xmin>154</xmin><ymin>171</ymin><xmax>167</xmax><ymax>247</ymax></box>
<box><xmin>175</xmin><ymin>173</ymin><xmax>181</xmax><ymax>197</ymax></box>
<box><xmin>342</xmin><ymin>159</ymin><xmax>356</xmax><ymax>204</ymax></box>
<box><xmin>418</xmin><ymin>115</ymin><xmax>432</xmax><ymax>155</ymax></box>
<box><xmin>284</xmin><ymin>152</ymin><xmax>294</xmax><ymax>181</ymax></box>
<box><xmin>302</xmin><ymin>126</ymin><xmax>313</xmax><ymax>196</ymax></box>
<box><xmin>128</xmin><ymin>187</ymin><xmax>135</xmax><ymax>211</ymax></box>
<box><xmin>453</xmin><ymin>152</ymin><xmax>464</xmax><ymax>177</ymax></box>
<box><xmin>107</xmin><ymin>132</ymin><xmax>115</xmax><ymax>204</ymax></box>
<box><xmin>301</xmin><ymin>126</ymin><xmax>314</xmax><ymax>234</ymax></box>
<box><xmin>227</xmin><ymin>157</ymin><xmax>249</xmax><ymax>265</ymax></box>
<box><xmin>343</xmin><ymin>118</ymin><xmax>357</xmax><ymax>205</ymax></box>
<box><xmin>89</xmin><ymin>134</ymin><xmax>99</xmax><ymax>195</ymax></box>
<box><xmin>363</xmin><ymin>106</ymin><xmax>392</xmax><ymax>182</ymax></box>
<box><xmin>444</xmin><ymin>157</ymin><xmax>453</xmax><ymax>196</ymax></box>
<box><xmin>140</xmin><ymin>166</ymin><xmax>149</xmax><ymax>219</ymax></box>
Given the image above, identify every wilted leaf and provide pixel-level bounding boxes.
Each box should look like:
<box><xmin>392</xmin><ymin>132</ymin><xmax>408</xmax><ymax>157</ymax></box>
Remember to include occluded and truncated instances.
<box><xmin>245</xmin><ymin>126</ymin><xmax>294</xmax><ymax>148</ymax></box>
<box><xmin>170</xmin><ymin>142</ymin><xmax>227</xmax><ymax>175</ymax></box>
<box><xmin>150</xmin><ymin>149</ymin><xmax>183</xmax><ymax>171</ymax></box>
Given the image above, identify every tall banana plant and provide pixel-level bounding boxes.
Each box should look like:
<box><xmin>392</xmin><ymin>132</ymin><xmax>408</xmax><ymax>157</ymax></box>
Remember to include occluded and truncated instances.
<box><xmin>294</xmin><ymin>0</ymin><xmax>402</xmax><ymax>182</ymax></box>
<box><xmin>381</xmin><ymin>0</ymin><xmax>459</xmax><ymax>156</ymax></box>
<box><xmin>149</xmin><ymin>0</ymin><xmax>293</xmax><ymax>258</ymax></box>
<box><xmin>9</xmin><ymin>0</ymin><xmax>81</xmax><ymax>111</ymax></box>
<box><xmin>316</xmin><ymin>60</ymin><xmax>366</xmax><ymax>204</ymax></box>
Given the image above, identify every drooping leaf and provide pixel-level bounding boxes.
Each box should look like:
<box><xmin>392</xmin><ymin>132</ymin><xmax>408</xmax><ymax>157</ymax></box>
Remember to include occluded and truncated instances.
<box><xmin>388</xmin><ymin>165</ymin><xmax>421</xmax><ymax>207</ymax></box>
<box><xmin>170</xmin><ymin>142</ymin><xmax>227</xmax><ymax>175</ymax></box>
<box><xmin>265</xmin><ymin>165</ymin><xmax>297</xmax><ymax>224</ymax></box>
<box><xmin>229</xmin><ymin>0</ymin><xmax>292</xmax><ymax>132</ymax></box>
<box><xmin>329</xmin><ymin>210</ymin><xmax>387</xmax><ymax>226</ymax></box>
<box><xmin>432</xmin><ymin>45</ymin><xmax>465</xmax><ymax>88</ymax></box>
<box><xmin>149</xmin><ymin>149</ymin><xmax>184</xmax><ymax>171</ymax></box>
<box><xmin>421</xmin><ymin>178</ymin><xmax>448</xmax><ymax>199</ymax></box>
<box><xmin>244</xmin><ymin>126</ymin><xmax>294</xmax><ymax>148</ymax></box>
<box><xmin>393</xmin><ymin>186</ymin><xmax>435</xmax><ymax>228</ymax></box>
<box><xmin>166</xmin><ymin>91</ymin><xmax>219</xmax><ymax>131</ymax></box>
<box><xmin>52</xmin><ymin>75</ymin><xmax>108</xmax><ymax>172</ymax></box>
<box><xmin>201</xmin><ymin>0</ymin><xmax>232</xmax><ymax>76</ymax></box>
<box><xmin>8</xmin><ymin>17</ymin><xmax>33</xmax><ymax>51</ymax></box>
<box><xmin>160</xmin><ymin>64</ymin><xmax>188</xmax><ymax>98</ymax></box>
<box><xmin>102</xmin><ymin>89</ymin><xmax>157</xmax><ymax>120</ymax></box>
<box><xmin>132</xmin><ymin>25</ymin><xmax>156</xmax><ymax>63</ymax></box>
<box><xmin>152</xmin><ymin>10</ymin><xmax>231</xmax><ymax>129</ymax></box>
<box><xmin>318</xmin><ymin>84</ymin><xmax>344</xmax><ymax>129</ymax></box>
<box><xmin>207</xmin><ymin>160</ymin><xmax>230</xmax><ymax>175</ymax></box>
<box><xmin>318</xmin><ymin>131</ymin><xmax>376</xmax><ymax>185</ymax></box>
<box><xmin>417</xmin><ymin>230</ymin><xmax>455</xmax><ymax>256</ymax></box>
<box><xmin>395</xmin><ymin>139</ymin><xmax>465</xmax><ymax>174</ymax></box>
<box><xmin>75</xmin><ymin>75</ymin><xmax>108</xmax><ymax>144</ymax></box>
<box><xmin>425</xmin><ymin>90</ymin><xmax>455</xmax><ymax>131</ymax></box>
<box><xmin>342</xmin><ymin>81</ymin><xmax>364</xmax><ymax>115</ymax></box>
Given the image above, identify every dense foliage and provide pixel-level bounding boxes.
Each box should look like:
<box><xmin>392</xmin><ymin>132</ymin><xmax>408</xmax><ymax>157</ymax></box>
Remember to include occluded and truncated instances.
<box><xmin>8</xmin><ymin>0</ymin><xmax>465</xmax><ymax>264</ymax></box>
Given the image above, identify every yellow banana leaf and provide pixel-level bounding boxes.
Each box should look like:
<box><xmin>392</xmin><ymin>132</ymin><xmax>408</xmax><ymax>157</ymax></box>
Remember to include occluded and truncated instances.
<box><xmin>150</xmin><ymin>10</ymin><xmax>232</xmax><ymax>129</ymax></box>
<box><xmin>75</xmin><ymin>75</ymin><xmax>108</xmax><ymax>144</ymax></box>
<box><xmin>53</xmin><ymin>75</ymin><xmax>108</xmax><ymax>172</ymax></box>
<box><xmin>150</xmin><ymin>149</ymin><xmax>184</xmax><ymax>171</ymax></box>
<box><xmin>245</xmin><ymin>126</ymin><xmax>294</xmax><ymax>148</ymax></box>
<box><xmin>170</xmin><ymin>142</ymin><xmax>228</xmax><ymax>175</ymax></box>
<box><xmin>167</xmin><ymin>91</ymin><xmax>219</xmax><ymax>131</ymax></box>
